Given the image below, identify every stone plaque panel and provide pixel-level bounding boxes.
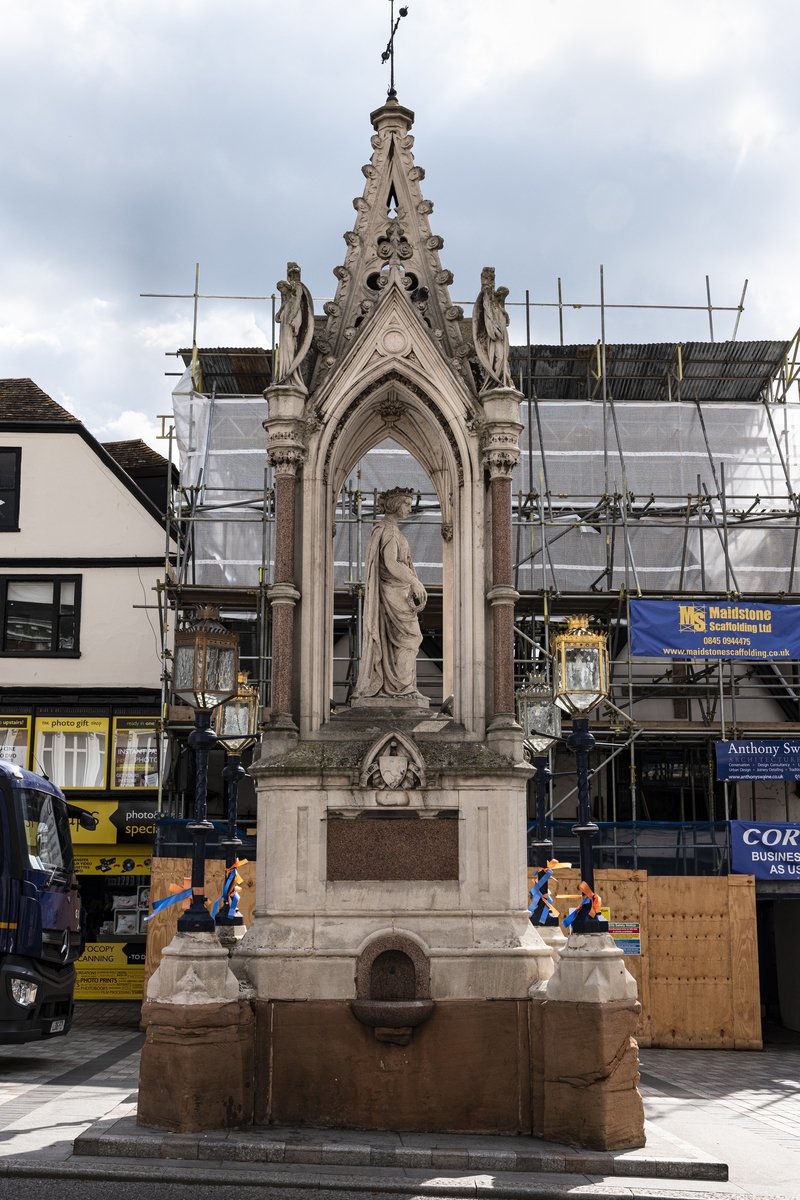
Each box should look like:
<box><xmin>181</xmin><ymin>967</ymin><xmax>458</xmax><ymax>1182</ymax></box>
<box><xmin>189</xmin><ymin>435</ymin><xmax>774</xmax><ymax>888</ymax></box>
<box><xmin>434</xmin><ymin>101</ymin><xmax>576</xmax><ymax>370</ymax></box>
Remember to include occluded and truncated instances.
<box><xmin>326</xmin><ymin>815</ymin><xmax>459</xmax><ymax>881</ymax></box>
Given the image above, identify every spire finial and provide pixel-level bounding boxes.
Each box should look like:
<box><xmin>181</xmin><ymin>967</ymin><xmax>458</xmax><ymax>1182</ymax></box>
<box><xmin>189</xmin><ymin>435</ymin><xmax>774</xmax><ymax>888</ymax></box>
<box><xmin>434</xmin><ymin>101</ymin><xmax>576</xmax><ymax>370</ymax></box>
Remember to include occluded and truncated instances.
<box><xmin>381</xmin><ymin>0</ymin><xmax>408</xmax><ymax>98</ymax></box>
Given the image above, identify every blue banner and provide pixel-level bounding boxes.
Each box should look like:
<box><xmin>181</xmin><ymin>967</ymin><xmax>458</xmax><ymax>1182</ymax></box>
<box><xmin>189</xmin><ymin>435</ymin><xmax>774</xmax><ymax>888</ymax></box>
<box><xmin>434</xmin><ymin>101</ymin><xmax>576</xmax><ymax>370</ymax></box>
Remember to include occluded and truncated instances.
<box><xmin>630</xmin><ymin>599</ymin><xmax>800</xmax><ymax>661</ymax></box>
<box><xmin>731</xmin><ymin>820</ymin><xmax>800</xmax><ymax>879</ymax></box>
<box><xmin>717</xmin><ymin>740</ymin><xmax>800</xmax><ymax>781</ymax></box>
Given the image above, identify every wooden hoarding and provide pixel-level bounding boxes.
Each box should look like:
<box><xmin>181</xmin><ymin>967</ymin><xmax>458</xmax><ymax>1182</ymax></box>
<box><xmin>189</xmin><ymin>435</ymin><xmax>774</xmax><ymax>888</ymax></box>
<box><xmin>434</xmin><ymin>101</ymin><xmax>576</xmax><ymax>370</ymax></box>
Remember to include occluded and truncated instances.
<box><xmin>535</xmin><ymin>868</ymin><xmax>760</xmax><ymax>1050</ymax></box>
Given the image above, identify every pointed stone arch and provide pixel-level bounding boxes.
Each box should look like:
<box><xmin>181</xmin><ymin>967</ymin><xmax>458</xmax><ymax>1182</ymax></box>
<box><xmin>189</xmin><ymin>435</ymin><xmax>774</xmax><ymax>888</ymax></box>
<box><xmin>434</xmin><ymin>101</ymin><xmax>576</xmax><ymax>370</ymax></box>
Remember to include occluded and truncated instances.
<box><xmin>323</xmin><ymin>369</ymin><xmax>461</xmax><ymax>517</ymax></box>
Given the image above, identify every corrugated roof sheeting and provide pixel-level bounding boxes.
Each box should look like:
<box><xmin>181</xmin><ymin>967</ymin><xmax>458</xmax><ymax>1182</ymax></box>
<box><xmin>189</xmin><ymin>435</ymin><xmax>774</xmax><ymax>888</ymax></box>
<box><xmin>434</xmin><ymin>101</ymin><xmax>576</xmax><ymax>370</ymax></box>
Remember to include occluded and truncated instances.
<box><xmin>509</xmin><ymin>340</ymin><xmax>790</xmax><ymax>403</ymax></box>
<box><xmin>178</xmin><ymin>348</ymin><xmax>273</xmax><ymax>395</ymax></box>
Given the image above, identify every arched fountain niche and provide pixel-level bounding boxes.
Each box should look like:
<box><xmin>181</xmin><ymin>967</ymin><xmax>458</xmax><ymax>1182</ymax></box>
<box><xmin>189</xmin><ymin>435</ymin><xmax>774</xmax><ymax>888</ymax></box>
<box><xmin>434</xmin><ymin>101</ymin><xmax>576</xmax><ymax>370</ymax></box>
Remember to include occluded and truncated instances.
<box><xmin>303</xmin><ymin>366</ymin><xmax>480</xmax><ymax>737</ymax></box>
<box><xmin>331</xmin><ymin>433</ymin><xmax>446</xmax><ymax>711</ymax></box>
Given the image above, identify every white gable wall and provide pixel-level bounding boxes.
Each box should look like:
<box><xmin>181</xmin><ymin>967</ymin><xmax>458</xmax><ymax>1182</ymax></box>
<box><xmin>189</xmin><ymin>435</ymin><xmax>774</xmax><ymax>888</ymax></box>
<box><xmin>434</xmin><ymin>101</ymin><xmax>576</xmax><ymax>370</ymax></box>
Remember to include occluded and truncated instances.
<box><xmin>0</xmin><ymin>565</ymin><xmax>162</xmax><ymax>688</ymax></box>
<box><xmin>0</xmin><ymin>430</ymin><xmax>165</xmax><ymax>557</ymax></box>
<box><xmin>0</xmin><ymin>428</ymin><xmax>167</xmax><ymax>689</ymax></box>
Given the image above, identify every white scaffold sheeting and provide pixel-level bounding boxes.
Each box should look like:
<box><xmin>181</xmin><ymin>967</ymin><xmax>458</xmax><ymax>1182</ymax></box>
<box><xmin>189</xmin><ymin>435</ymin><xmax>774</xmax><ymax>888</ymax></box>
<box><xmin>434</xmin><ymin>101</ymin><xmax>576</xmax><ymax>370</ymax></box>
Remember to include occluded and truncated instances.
<box><xmin>172</xmin><ymin>367</ymin><xmax>800</xmax><ymax>593</ymax></box>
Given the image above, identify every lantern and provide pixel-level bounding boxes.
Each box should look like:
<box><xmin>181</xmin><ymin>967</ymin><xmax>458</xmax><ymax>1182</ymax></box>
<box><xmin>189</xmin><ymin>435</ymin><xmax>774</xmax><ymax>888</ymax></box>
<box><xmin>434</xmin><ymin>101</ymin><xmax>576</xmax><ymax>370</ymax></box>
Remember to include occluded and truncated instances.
<box><xmin>214</xmin><ymin>672</ymin><xmax>261</xmax><ymax>752</ymax></box>
<box><xmin>173</xmin><ymin>606</ymin><xmax>239</xmax><ymax>710</ymax></box>
<box><xmin>552</xmin><ymin>616</ymin><xmax>609</xmax><ymax>716</ymax></box>
<box><xmin>516</xmin><ymin>668</ymin><xmax>561</xmax><ymax>754</ymax></box>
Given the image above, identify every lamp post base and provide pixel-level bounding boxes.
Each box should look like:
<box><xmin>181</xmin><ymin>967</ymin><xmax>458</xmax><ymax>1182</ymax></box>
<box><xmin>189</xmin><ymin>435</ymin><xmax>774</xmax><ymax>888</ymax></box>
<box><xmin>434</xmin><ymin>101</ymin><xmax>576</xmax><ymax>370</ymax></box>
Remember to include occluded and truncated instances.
<box><xmin>568</xmin><ymin>911</ymin><xmax>609</xmax><ymax>935</ymax></box>
<box><xmin>215</xmin><ymin>912</ymin><xmax>246</xmax><ymax>951</ymax></box>
<box><xmin>547</xmin><ymin>932</ymin><xmax>636</xmax><ymax>1003</ymax></box>
<box><xmin>535</xmin><ymin>932</ymin><xmax>644</xmax><ymax>1150</ymax></box>
<box><xmin>138</xmin><ymin>930</ymin><xmax>253</xmax><ymax>1132</ymax></box>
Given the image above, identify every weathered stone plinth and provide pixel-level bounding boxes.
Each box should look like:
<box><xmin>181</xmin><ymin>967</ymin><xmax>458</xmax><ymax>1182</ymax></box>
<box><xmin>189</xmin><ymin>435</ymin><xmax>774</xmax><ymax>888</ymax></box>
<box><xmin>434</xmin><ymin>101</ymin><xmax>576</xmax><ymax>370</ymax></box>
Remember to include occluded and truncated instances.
<box><xmin>546</xmin><ymin>932</ymin><xmax>638</xmax><ymax>1004</ymax></box>
<box><xmin>537</xmin><ymin>932</ymin><xmax>645</xmax><ymax>1150</ymax></box>
<box><xmin>138</xmin><ymin>999</ymin><xmax>254</xmax><ymax>1133</ymax></box>
<box><xmin>542</xmin><ymin>998</ymin><xmax>645</xmax><ymax>1150</ymax></box>
<box><xmin>138</xmin><ymin>931</ymin><xmax>254</xmax><ymax>1133</ymax></box>
<box><xmin>532</xmin><ymin>922</ymin><xmax>568</xmax><ymax>979</ymax></box>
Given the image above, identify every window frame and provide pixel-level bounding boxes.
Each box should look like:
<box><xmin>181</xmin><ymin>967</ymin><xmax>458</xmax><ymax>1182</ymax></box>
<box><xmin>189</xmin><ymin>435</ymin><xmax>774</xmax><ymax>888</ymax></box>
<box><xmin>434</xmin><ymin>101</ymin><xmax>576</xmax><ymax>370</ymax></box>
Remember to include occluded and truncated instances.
<box><xmin>0</xmin><ymin>447</ymin><xmax>21</xmax><ymax>533</ymax></box>
<box><xmin>0</xmin><ymin>575</ymin><xmax>82</xmax><ymax>657</ymax></box>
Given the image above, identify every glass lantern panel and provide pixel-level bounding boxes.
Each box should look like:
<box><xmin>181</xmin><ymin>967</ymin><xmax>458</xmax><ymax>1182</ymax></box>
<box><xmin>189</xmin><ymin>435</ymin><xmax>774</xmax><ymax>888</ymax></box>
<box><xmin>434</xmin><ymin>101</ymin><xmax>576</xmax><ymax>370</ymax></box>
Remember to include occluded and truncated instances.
<box><xmin>220</xmin><ymin>699</ymin><xmax>251</xmax><ymax>739</ymax></box>
<box><xmin>557</xmin><ymin>646</ymin><xmax>602</xmax><ymax>713</ymax></box>
<box><xmin>199</xmin><ymin>645</ymin><xmax>237</xmax><ymax>707</ymax></box>
<box><xmin>173</xmin><ymin>643</ymin><xmax>198</xmax><ymax>704</ymax></box>
<box><xmin>524</xmin><ymin>696</ymin><xmax>561</xmax><ymax>753</ymax></box>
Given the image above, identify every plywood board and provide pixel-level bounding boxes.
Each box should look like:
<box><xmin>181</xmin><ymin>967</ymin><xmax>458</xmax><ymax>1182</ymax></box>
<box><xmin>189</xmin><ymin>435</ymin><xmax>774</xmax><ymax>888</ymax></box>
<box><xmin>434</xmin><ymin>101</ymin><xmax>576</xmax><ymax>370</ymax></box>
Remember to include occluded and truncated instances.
<box><xmin>530</xmin><ymin>866</ymin><xmax>760</xmax><ymax>1049</ymax></box>
<box><xmin>727</xmin><ymin>874</ymin><xmax>762</xmax><ymax>1049</ymax></box>
<box><xmin>647</xmin><ymin>876</ymin><xmax>735</xmax><ymax>1048</ymax></box>
<box><xmin>143</xmin><ymin>856</ymin><xmax>257</xmax><ymax>996</ymax></box>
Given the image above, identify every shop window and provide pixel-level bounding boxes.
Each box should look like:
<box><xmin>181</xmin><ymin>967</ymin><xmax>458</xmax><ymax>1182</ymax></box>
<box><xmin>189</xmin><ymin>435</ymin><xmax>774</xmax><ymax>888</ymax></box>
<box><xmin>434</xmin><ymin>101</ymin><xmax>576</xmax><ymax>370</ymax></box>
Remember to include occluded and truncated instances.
<box><xmin>112</xmin><ymin>718</ymin><xmax>159</xmax><ymax>789</ymax></box>
<box><xmin>0</xmin><ymin>716</ymin><xmax>31</xmax><ymax>768</ymax></box>
<box><xmin>35</xmin><ymin>717</ymin><xmax>109</xmax><ymax>789</ymax></box>
<box><xmin>0</xmin><ymin>449</ymin><xmax>21</xmax><ymax>531</ymax></box>
<box><xmin>1</xmin><ymin>577</ymin><xmax>80</xmax><ymax>655</ymax></box>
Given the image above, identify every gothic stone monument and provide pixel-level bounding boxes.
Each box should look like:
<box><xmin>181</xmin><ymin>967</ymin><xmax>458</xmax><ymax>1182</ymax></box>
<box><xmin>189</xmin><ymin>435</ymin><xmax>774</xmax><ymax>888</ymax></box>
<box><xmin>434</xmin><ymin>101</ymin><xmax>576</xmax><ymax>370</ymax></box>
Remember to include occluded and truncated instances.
<box><xmin>228</xmin><ymin>96</ymin><xmax>642</xmax><ymax>1142</ymax></box>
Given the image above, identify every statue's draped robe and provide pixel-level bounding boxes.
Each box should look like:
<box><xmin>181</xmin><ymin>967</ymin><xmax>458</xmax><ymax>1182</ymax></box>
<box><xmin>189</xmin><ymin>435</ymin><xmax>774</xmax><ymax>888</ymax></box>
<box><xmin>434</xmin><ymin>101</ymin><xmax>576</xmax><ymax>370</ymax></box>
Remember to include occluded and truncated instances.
<box><xmin>354</xmin><ymin>518</ymin><xmax>427</xmax><ymax>698</ymax></box>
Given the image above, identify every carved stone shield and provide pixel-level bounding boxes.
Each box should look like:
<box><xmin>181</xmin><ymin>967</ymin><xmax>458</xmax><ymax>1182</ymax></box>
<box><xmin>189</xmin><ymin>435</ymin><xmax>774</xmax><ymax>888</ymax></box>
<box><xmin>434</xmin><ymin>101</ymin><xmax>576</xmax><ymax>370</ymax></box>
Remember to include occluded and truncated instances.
<box><xmin>378</xmin><ymin>754</ymin><xmax>408</xmax><ymax>789</ymax></box>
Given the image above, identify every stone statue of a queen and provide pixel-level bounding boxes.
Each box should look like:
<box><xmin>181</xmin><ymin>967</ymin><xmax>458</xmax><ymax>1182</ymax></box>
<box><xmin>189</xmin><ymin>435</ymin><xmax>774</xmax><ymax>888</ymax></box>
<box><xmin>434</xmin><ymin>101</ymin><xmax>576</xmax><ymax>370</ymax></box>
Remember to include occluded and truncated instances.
<box><xmin>352</xmin><ymin>487</ymin><xmax>428</xmax><ymax>704</ymax></box>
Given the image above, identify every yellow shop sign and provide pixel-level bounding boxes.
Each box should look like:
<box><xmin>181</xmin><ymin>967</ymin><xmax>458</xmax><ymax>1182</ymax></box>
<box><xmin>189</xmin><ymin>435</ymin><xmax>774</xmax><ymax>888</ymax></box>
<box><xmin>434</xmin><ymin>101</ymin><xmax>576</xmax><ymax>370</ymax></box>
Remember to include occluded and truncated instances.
<box><xmin>69</xmin><ymin>799</ymin><xmax>158</xmax><ymax>846</ymax></box>
<box><xmin>75</xmin><ymin>941</ymin><xmax>145</xmax><ymax>1001</ymax></box>
<box><xmin>72</xmin><ymin>847</ymin><xmax>152</xmax><ymax>876</ymax></box>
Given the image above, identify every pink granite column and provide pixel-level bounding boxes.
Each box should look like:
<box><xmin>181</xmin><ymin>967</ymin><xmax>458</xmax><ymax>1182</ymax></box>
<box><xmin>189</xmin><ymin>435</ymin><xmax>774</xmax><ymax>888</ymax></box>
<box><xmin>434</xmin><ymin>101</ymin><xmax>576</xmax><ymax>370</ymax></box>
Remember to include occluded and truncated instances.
<box><xmin>490</xmin><ymin>473</ymin><xmax>515</xmax><ymax>718</ymax></box>
<box><xmin>268</xmin><ymin>455</ymin><xmax>302</xmax><ymax>726</ymax></box>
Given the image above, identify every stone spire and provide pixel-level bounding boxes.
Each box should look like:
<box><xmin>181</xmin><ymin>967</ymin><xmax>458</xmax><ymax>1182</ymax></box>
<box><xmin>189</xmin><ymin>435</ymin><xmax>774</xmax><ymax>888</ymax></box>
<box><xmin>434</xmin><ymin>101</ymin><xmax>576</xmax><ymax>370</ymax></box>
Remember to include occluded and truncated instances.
<box><xmin>312</xmin><ymin>97</ymin><xmax>475</xmax><ymax>393</ymax></box>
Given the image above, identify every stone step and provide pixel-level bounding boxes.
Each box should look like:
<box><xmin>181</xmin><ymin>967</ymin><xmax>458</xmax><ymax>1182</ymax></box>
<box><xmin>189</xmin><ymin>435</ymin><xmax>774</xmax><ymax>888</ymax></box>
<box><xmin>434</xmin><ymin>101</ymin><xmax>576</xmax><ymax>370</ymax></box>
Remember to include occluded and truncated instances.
<box><xmin>73</xmin><ymin>1115</ymin><xmax>727</xmax><ymax>1183</ymax></box>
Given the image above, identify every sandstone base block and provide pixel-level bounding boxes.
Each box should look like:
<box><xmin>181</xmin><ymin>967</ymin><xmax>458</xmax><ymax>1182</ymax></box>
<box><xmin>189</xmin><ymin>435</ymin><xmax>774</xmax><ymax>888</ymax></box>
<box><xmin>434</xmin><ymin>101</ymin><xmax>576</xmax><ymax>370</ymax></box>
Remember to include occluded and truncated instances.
<box><xmin>255</xmin><ymin>998</ymin><xmax>531</xmax><ymax>1133</ymax></box>
<box><xmin>542</xmin><ymin>999</ymin><xmax>645</xmax><ymax>1151</ymax></box>
<box><xmin>138</xmin><ymin>999</ymin><xmax>254</xmax><ymax>1133</ymax></box>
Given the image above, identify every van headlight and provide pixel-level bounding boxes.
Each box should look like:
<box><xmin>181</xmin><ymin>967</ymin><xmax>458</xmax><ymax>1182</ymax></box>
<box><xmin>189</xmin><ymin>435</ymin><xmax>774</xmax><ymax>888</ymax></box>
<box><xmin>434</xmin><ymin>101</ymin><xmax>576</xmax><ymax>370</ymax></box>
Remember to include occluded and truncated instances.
<box><xmin>10</xmin><ymin>979</ymin><xmax>38</xmax><ymax>1007</ymax></box>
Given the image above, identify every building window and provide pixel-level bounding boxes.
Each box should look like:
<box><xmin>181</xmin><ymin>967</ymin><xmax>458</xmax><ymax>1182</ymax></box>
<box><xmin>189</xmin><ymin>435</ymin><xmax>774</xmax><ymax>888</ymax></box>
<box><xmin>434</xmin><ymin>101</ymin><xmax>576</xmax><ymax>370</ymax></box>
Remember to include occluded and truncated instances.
<box><xmin>0</xmin><ymin>577</ymin><xmax>80</xmax><ymax>656</ymax></box>
<box><xmin>112</xmin><ymin>718</ymin><xmax>159</xmax><ymax>788</ymax></box>
<box><xmin>0</xmin><ymin>449</ymin><xmax>21</xmax><ymax>531</ymax></box>
<box><xmin>35</xmin><ymin>717</ymin><xmax>109</xmax><ymax>789</ymax></box>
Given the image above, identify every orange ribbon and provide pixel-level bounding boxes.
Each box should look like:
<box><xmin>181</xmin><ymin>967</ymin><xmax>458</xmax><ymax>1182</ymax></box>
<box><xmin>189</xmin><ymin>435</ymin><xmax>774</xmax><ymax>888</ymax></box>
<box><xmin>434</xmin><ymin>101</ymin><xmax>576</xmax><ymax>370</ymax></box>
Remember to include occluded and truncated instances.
<box><xmin>578</xmin><ymin>879</ymin><xmax>603</xmax><ymax>917</ymax></box>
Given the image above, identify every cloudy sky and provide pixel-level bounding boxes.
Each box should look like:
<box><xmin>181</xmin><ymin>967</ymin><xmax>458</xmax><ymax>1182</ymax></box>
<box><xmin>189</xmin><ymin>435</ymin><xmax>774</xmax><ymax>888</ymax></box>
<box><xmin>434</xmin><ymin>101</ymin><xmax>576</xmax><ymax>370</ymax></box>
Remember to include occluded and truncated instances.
<box><xmin>0</xmin><ymin>0</ymin><xmax>796</xmax><ymax>448</ymax></box>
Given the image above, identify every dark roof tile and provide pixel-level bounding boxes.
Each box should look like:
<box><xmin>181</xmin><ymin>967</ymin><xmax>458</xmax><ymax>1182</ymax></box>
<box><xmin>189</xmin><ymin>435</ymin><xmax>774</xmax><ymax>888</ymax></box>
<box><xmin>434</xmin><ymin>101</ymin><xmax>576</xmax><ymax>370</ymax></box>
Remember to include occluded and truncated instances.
<box><xmin>0</xmin><ymin>378</ymin><xmax>78</xmax><ymax>422</ymax></box>
<box><xmin>101</xmin><ymin>439</ymin><xmax>169</xmax><ymax>472</ymax></box>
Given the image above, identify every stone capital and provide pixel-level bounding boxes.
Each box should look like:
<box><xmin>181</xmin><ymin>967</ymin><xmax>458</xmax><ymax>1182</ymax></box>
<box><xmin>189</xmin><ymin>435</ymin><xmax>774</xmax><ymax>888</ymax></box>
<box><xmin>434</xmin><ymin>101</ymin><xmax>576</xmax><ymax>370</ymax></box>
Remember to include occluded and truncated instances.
<box><xmin>267</xmin><ymin>582</ymin><xmax>301</xmax><ymax>607</ymax></box>
<box><xmin>267</xmin><ymin>445</ymin><xmax>306</xmax><ymax>476</ymax></box>
<box><xmin>487</xmin><ymin>583</ymin><xmax>520</xmax><ymax>608</ymax></box>
<box><xmin>263</xmin><ymin>385</ymin><xmax>312</xmax><ymax>475</ymax></box>
<box><xmin>370</xmin><ymin>97</ymin><xmax>415</xmax><ymax>134</ymax></box>
<box><xmin>480</xmin><ymin>410</ymin><xmax>523</xmax><ymax>478</ymax></box>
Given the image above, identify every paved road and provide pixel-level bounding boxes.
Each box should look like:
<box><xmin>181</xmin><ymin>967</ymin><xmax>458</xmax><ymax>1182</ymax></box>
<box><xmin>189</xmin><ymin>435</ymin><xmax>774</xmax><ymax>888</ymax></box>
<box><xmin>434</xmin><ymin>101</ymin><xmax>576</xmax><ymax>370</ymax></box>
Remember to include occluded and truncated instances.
<box><xmin>1</xmin><ymin>1183</ymin><xmax>430</xmax><ymax>1200</ymax></box>
<box><xmin>1</xmin><ymin>1003</ymin><xmax>799</xmax><ymax>1198</ymax></box>
<box><xmin>2</xmin><ymin>1183</ymin><xmax>427</xmax><ymax>1200</ymax></box>
<box><xmin>0</xmin><ymin>1001</ymin><xmax>141</xmax><ymax>1162</ymax></box>
<box><xmin>639</xmin><ymin>1039</ymin><xmax>800</xmax><ymax>1197</ymax></box>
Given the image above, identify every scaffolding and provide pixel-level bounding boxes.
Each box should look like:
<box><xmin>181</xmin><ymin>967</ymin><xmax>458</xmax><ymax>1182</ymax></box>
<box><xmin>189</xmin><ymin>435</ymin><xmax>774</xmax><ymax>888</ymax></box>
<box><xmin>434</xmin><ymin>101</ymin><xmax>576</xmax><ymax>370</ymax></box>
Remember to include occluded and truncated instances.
<box><xmin>151</xmin><ymin>294</ymin><xmax>800</xmax><ymax>831</ymax></box>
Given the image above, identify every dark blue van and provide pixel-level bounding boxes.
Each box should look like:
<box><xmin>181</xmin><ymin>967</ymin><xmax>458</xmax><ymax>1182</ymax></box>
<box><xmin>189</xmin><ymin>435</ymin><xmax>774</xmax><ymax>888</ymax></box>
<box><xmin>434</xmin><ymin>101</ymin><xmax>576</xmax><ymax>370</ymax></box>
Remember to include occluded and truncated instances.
<box><xmin>0</xmin><ymin>760</ymin><xmax>92</xmax><ymax>1042</ymax></box>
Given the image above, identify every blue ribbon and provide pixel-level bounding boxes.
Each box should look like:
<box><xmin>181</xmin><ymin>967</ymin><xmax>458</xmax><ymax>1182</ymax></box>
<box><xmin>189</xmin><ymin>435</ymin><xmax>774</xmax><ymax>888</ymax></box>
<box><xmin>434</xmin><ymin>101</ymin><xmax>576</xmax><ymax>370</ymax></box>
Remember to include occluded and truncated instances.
<box><xmin>211</xmin><ymin>868</ymin><xmax>240</xmax><ymax>919</ymax></box>
<box><xmin>528</xmin><ymin>869</ymin><xmax>554</xmax><ymax>925</ymax></box>
<box><xmin>144</xmin><ymin>887</ymin><xmax>192</xmax><ymax>922</ymax></box>
<box><xmin>562</xmin><ymin>894</ymin><xmax>591</xmax><ymax>928</ymax></box>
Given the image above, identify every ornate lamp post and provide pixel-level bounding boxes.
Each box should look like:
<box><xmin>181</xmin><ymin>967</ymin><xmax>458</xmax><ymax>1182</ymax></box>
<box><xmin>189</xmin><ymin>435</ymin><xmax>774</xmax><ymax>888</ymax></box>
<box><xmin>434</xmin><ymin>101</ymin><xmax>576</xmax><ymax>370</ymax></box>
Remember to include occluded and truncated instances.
<box><xmin>172</xmin><ymin>607</ymin><xmax>239</xmax><ymax>933</ymax></box>
<box><xmin>516</xmin><ymin>669</ymin><xmax>561</xmax><ymax>926</ymax></box>
<box><xmin>213</xmin><ymin>672</ymin><xmax>261</xmax><ymax>930</ymax></box>
<box><xmin>552</xmin><ymin>616</ymin><xmax>610</xmax><ymax>934</ymax></box>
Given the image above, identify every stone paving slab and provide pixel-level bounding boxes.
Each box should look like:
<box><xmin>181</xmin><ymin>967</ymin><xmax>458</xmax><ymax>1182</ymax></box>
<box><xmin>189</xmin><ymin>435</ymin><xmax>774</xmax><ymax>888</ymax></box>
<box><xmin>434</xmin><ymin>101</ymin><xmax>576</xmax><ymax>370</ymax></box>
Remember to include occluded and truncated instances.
<box><xmin>73</xmin><ymin>1113</ymin><xmax>728</xmax><ymax>1182</ymax></box>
